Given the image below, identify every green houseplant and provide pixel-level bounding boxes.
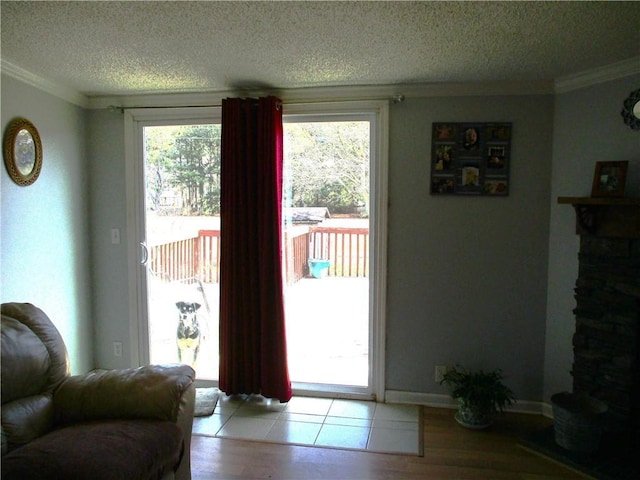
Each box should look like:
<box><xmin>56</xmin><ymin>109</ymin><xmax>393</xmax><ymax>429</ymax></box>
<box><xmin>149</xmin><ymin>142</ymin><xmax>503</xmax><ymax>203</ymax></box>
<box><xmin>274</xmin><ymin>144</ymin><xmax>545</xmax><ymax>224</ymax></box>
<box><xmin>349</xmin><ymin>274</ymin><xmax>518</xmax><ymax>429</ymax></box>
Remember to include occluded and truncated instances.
<box><xmin>440</xmin><ymin>365</ymin><xmax>516</xmax><ymax>429</ymax></box>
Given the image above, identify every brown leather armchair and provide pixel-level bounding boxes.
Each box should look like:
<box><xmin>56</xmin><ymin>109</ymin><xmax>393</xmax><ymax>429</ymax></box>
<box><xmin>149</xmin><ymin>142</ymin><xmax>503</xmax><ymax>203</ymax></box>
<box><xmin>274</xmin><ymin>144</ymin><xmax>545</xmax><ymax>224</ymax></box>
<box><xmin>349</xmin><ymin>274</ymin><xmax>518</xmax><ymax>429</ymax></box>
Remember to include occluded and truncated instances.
<box><xmin>1</xmin><ymin>302</ymin><xmax>196</xmax><ymax>480</ymax></box>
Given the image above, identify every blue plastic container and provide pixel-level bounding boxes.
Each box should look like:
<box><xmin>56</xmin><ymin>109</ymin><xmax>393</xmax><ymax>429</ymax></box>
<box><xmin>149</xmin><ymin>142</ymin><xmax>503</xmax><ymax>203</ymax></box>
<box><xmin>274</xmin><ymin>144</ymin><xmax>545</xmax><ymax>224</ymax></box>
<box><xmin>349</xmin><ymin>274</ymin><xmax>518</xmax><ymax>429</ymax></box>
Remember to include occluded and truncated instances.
<box><xmin>308</xmin><ymin>259</ymin><xmax>330</xmax><ymax>279</ymax></box>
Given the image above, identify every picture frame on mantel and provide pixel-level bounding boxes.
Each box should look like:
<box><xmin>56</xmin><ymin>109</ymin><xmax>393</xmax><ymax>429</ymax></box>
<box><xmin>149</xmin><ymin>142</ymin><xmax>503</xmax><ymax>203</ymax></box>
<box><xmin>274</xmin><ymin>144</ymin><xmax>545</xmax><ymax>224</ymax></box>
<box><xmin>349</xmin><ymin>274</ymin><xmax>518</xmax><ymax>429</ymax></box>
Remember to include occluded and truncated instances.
<box><xmin>591</xmin><ymin>161</ymin><xmax>628</xmax><ymax>198</ymax></box>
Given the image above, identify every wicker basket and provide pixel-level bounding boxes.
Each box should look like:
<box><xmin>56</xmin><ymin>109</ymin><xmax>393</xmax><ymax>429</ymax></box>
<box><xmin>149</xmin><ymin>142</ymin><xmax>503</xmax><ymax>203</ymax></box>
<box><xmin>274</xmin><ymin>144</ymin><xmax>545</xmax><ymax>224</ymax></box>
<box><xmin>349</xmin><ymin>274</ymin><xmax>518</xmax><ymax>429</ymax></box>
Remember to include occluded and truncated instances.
<box><xmin>551</xmin><ymin>392</ymin><xmax>608</xmax><ymax>452</ymax></box>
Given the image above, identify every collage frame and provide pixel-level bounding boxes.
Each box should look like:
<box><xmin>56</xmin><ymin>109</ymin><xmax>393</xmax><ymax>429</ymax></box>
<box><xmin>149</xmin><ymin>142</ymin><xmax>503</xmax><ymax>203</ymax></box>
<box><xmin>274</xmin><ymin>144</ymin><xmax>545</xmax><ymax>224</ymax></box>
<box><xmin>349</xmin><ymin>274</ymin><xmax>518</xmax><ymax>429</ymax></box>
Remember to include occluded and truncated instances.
<box><xmin>430</xmin><ymin>122</ymin><xmax>512</xmax><ymax>196</ymax></box>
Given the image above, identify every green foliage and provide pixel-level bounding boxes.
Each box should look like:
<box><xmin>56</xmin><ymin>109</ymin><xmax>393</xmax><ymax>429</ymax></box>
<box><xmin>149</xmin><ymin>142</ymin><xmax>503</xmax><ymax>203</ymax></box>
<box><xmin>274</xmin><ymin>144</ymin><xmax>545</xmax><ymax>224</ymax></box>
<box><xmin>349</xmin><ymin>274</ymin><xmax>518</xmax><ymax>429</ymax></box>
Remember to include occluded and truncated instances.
<box><xmin>145</xmin><ymin>125</ymin><xmax>221</xmax><ymax>215</ymax></box>
<box><xmin>145</xmin><ymin>121</ymin><xmax>369</xmax><ymax>217</ymax></box>
<box><xmin>440</xmin><ymin>365</ymin><xmax>515</xmax><ymax>414</ymax></box>
<box><xmin>284</xmin><ymin>121</ymin><xmax>369</xmax><ymax>214</ymax></box>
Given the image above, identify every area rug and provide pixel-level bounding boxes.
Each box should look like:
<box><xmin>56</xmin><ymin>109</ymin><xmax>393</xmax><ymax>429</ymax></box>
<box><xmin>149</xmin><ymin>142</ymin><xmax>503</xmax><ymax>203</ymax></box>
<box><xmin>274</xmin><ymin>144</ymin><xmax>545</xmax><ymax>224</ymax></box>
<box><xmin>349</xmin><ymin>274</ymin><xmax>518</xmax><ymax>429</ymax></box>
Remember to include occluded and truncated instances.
<box><xmin>194</xmin><ymin>388</ymin><xmax>219</xmax><ymax>417</ymax></box>
<box><xmin>519</xmin><ymin>426</ymin><xmax>640</xmax><ymax>480</ymax></box>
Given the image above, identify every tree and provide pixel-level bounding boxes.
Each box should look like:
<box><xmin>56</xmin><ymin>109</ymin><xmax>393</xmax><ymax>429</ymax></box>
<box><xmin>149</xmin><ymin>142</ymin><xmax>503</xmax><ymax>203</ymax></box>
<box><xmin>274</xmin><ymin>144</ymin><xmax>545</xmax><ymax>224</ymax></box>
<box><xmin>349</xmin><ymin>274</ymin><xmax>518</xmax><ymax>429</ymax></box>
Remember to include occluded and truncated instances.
<box><xmin>145</xmin><ymin>124</ymin><xmax>221</xmax><ymax>215</ymax></box>
<box><xmin>284</xmin><ymin>121</ymin><xmax>369</xmax><ymax>214</ymax></box>
<box><xmin>145</xmin><ymin>126</ymin><xmax>177</xmax><ymax>211</ymax></box>
<box><xmin>145</xmin><ymin>121</ymin><xmax>368</xmax><ymax>217</ymax></box>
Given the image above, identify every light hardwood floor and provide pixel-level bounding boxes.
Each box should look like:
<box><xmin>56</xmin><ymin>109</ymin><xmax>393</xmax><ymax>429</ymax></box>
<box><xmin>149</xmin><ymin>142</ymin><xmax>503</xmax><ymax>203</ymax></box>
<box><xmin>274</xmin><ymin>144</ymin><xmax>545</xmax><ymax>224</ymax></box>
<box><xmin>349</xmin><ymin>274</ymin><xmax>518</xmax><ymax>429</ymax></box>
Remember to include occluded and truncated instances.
<box><xmin>191</xmin><ymin>406</ymin><xmax>588</xmax><ymax>479</ymax></box>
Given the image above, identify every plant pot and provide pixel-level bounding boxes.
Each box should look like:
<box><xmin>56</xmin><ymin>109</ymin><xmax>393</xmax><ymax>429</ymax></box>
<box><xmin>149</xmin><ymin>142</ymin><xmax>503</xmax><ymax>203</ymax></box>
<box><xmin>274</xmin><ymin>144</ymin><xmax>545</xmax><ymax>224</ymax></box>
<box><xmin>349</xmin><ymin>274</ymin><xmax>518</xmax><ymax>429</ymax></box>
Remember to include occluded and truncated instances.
<box><xmin>455</xmin><ymin>401</ymin><xmax>494</xmax><ymax>429</ymax></box>
<box><xmin>551</xmin><ymin>392</ymin><xmax>607</xmax><ymax>452</ymax></box>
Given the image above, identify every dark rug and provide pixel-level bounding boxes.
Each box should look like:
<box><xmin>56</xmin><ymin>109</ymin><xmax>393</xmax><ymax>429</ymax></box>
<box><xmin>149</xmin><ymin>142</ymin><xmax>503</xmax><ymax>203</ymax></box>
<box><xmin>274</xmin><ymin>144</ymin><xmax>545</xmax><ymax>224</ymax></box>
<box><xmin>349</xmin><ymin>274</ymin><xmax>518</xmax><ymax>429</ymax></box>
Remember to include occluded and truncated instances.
<box><xmin>194</xmin><ymin>388</ymin><xmax>219</xmax><ymax>417</ymax></box>
<box><xmin>519</xmin><ymin>426</ymin><xmax>640</xmax><ymax>480</ymax></box>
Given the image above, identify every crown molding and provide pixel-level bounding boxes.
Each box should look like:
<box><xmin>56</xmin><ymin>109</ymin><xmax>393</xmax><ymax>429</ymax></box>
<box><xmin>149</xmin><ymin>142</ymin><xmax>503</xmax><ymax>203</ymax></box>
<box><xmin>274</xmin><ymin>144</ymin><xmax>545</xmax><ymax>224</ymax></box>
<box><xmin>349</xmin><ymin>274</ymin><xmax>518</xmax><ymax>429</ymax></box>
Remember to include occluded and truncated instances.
<box><xmin>554</xmin><ymin>57</ymin><xmax>640</xmax><ymax>93</ymax></box>
<box><xmin>88</xmin><ymin>81</ymin><xmax>555</xmax><ymax>110</ymax></box>
<box><xmin>88</xmin><ymin>92</ymin><xmax>231</xmax><ymax>110</ymax></box>
<box><xmin>1</xmin><ymin>59</ymin><xmax>89</xmax><ymax>108</ymax></box>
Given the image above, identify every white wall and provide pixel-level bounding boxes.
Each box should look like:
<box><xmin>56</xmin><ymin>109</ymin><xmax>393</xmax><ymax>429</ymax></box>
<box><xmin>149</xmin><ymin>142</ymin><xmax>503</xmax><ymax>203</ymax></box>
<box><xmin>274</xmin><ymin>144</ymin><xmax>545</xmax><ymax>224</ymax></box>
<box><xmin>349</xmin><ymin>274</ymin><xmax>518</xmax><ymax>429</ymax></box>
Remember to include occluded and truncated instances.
<box><xmin>87</xmin><ymin>93</ymin><xmax>556</xmax><ymax>404</ymax></box>
<box><xmin>543</xmin><ymin>75</ymin><xmax>640</xmax><ymax>402</ymax></box>
<box><xmin>3</xmin><ymin>66</ymin><xmax>635</xmax><ymax>406</ymax></box>
<box><xmin>1</xmin><ymin>74</ymin><xmax>93</xmax><ymax>374</ymax></box>
<box><xmin>386</xmin><ymin>94</ymin><xmax>554</xmax><ymax>402</ymax></box>
<box><xmin>81</xmin><ymin>77</ymin><xmax>640</xmax><ymax>404</ymax></box>
<box><xmin>87</xmin><ymin>109</ymin><xmax>131</xmax><ymax>369</ymax></box>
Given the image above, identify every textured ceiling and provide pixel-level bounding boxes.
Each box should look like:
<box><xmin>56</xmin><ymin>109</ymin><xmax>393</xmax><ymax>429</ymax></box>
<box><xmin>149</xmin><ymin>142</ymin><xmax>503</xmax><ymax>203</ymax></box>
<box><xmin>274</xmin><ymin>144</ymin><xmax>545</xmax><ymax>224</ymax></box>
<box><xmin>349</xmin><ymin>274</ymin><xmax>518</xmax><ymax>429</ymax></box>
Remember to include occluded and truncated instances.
<box><xmin>1</xmin><ymin>1</ymin><xmax>639</xmax><ymax>97</ymax></box>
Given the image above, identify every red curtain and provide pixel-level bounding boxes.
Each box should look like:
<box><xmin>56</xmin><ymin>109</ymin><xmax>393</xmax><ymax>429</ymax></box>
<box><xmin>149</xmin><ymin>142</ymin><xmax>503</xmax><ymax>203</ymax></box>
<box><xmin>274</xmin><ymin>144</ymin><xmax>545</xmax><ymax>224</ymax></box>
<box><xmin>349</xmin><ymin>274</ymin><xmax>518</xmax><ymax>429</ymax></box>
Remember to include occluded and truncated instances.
<box><xmin>218</xmin><ymin>96</ymin><xmax>292</xmax><ymax>402</ymax></box>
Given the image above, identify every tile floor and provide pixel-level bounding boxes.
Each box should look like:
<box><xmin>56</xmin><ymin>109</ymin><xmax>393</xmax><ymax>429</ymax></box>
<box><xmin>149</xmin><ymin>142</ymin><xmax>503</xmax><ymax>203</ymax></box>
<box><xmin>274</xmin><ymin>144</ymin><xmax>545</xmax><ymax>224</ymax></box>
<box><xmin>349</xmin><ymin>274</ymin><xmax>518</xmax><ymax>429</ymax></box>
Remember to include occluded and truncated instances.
<box><xmin>192</xmin><ymin>393</ymin><xmax>422</xmax><ymax>455</ymax></box>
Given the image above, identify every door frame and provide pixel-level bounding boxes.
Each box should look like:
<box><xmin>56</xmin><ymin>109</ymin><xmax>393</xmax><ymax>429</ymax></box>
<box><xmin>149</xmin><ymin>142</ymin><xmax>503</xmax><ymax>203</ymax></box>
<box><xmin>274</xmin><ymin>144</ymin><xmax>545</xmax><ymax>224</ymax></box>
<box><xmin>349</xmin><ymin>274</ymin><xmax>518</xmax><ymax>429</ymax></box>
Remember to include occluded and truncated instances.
<box><xmin>124</xmin><ymin>107</ymin><xmax>221</xmax><ymax>368</ymax></box>
<box><xmin>283</xmin><ymin>101</ymin><xmax>389</xmax><ymax>401</ymax></box>
<box><xmin>124</xmin><ymin>100</ymin><xmax>388</xmax><ymax>401</ymax></box>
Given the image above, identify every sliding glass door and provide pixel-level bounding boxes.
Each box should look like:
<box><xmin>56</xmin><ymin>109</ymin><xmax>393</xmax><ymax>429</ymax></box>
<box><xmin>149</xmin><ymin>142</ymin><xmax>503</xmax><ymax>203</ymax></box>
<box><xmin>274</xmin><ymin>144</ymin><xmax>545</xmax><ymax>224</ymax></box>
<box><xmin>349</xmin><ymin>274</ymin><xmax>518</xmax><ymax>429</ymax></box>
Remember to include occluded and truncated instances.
<box><xmin>126</xmin><ymin>101</ymin><xmax>388</xmax><ymax>400</ymax></box>
<box><xmin>283</xmin><ymin>118</ymin><xmax>371</xmax><ymax>395</ymax></box>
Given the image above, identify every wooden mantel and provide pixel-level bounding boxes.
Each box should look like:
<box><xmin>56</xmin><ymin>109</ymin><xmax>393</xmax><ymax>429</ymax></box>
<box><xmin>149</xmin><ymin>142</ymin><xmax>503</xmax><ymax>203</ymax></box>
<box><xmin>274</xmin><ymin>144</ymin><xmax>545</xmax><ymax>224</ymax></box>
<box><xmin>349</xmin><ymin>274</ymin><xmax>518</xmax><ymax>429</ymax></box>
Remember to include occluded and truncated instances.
<box><xmin>558</xmin><ymin>197</ymin><xmax>640</xmax><ymax>238</ymax></box>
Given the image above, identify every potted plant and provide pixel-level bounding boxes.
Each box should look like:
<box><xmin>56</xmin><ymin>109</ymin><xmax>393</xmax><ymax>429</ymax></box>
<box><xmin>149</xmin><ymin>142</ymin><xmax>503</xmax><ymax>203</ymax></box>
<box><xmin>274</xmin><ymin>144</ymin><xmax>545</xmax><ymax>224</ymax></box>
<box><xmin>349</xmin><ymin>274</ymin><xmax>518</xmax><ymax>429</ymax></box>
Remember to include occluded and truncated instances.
<box><xmin>440</xmin><ymin>365</ymin><xmax>516</xmax><ymax>429</ymax></box>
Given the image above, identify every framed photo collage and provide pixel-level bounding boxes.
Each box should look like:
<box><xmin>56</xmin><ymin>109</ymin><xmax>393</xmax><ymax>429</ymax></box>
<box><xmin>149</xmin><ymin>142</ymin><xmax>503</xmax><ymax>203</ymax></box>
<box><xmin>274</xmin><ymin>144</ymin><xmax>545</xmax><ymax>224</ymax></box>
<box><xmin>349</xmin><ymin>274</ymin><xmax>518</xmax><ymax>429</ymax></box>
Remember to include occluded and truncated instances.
<box><xmin>430</xmin><ymin>122</ymin><xmax>512</xmax><ymax>196</ymax></box>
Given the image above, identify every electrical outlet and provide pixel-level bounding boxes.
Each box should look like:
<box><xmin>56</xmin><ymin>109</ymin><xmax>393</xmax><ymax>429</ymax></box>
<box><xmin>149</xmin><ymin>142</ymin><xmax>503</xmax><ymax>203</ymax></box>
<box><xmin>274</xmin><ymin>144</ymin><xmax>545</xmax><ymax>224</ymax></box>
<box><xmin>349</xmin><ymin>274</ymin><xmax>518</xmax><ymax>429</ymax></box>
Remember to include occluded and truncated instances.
<box><xmin>435</xmin><ymin>365</ymin><xmax>448</xmax><ymax>383</ymax></box>
<box><xmin>113</xmin><ymin>341</ymin><xmax>123</xmax><ymax>357</ymax></box>
<box><xmin>111</xmin><ymin>228</ymin><xmax>120</xmax><ymax>245</ymax></box>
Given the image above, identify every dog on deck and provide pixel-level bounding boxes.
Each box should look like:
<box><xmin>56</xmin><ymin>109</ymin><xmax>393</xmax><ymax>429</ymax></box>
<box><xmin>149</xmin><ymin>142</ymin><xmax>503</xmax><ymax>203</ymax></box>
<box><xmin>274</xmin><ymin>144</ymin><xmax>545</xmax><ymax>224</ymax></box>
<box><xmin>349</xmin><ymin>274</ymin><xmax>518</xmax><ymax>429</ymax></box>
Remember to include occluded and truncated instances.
<box><xmin>176</xmin><ymin>301</ymin><xmax>201</xmax><ymax>367</ymax></box>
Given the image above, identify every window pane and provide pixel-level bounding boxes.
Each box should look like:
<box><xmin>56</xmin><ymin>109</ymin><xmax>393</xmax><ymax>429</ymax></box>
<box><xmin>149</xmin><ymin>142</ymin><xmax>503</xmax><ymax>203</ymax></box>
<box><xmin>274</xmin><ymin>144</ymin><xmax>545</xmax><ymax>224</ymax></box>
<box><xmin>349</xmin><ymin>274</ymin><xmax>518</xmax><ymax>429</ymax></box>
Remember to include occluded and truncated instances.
<box><xmin>144</xmin><ymin>124</ymin><xmax>221</xmax><ymax>381</ymax></box>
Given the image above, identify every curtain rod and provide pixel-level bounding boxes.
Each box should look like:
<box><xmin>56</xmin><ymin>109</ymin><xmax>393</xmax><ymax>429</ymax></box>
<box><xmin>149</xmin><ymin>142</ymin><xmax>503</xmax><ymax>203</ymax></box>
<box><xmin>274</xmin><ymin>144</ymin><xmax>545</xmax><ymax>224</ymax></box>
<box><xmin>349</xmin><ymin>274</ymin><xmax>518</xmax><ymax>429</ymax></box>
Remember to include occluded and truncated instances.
<box><xmin>106</xmin><ymin>94</ymin><xmax>404</xmax><ymax>113</ymax></box>
<box><xmin>109</xmin><ymin>101</ymin><xmax>283</xmax><ymax>113</ymax></box>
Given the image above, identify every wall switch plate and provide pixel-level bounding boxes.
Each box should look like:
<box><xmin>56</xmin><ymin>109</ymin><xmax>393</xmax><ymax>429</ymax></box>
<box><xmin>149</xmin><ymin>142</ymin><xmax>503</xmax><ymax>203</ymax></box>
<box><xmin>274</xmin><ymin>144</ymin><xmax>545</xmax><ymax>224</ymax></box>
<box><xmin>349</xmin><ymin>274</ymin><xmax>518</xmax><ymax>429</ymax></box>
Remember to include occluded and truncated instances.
<box><xmin>113</xmin><ymin>341</ymin><xmax>123</xmax><ymax>357</ymax></box>
<box><xmin>435</xmin><ymin>365</ymin><xmax>448</xmax><ymax>383</ymax></box>
<box><xmin>111</xmin><ymin>228</ymin><xmax>120</xmax><ymax>245</ymax></box>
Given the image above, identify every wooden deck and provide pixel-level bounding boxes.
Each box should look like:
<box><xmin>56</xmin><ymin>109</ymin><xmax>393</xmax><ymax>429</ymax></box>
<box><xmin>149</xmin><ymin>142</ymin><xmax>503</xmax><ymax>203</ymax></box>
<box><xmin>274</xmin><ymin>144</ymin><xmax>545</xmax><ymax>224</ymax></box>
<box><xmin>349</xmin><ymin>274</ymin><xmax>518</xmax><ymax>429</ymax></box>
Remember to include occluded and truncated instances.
<box><xmin>285</xmin><ymin>277</ymin><xmax>369</xmax><ymax>387</ymax></box>
<box><xmin>148</xmin><ymin>277</ymin><xmax>369</xmax><ymax>388</ymax></box>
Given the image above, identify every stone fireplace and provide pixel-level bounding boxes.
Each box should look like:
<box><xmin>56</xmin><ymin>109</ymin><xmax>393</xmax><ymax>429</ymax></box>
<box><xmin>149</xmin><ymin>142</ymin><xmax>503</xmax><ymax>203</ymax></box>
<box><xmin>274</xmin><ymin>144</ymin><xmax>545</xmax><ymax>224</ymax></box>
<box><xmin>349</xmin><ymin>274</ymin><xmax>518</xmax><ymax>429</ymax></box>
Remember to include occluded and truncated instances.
<box><xmin>560</xmin><ymin>197</ymin><xmax>640</xmax><ymax>433</ymax></box>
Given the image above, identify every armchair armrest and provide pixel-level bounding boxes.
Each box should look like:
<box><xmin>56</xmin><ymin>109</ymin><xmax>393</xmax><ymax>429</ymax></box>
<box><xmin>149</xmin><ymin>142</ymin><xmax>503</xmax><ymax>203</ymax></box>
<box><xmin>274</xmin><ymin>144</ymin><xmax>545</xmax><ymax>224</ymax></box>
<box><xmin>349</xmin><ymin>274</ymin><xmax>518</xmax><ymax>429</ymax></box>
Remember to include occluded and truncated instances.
<box><xmin>53</xmin><ymin>364</ymin><xmax>195</xmax><ymax>425</ymax></box>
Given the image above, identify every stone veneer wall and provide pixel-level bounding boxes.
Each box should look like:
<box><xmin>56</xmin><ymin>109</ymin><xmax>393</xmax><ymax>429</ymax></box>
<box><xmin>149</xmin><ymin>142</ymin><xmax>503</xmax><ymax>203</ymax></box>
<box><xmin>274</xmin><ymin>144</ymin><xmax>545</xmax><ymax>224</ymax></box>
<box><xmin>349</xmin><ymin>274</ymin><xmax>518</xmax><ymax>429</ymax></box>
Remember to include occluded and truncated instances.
<box><xmin>572</xmin><ymin>236</ymin><xmax>640</xmax><ymax>431</ymax></box>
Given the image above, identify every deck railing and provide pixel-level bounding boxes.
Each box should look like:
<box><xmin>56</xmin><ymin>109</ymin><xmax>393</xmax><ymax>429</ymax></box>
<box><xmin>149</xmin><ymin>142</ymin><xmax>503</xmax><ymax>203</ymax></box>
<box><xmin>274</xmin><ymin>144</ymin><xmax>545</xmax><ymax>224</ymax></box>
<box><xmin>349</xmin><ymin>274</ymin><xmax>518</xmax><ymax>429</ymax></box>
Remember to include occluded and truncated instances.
<box><xmin>150</xmin><ymin>226</ymin><xmax>368</xmax><ymax>283</ymax></box>
<box><xmin>308</xmin><ymin>227</ymin><xmax>369</xmax><ymax>278</ymax></box>
<box><xmin>149</xmin><ymin>230</ymin><xmax>220</xmax><ymax>283</ymax></box>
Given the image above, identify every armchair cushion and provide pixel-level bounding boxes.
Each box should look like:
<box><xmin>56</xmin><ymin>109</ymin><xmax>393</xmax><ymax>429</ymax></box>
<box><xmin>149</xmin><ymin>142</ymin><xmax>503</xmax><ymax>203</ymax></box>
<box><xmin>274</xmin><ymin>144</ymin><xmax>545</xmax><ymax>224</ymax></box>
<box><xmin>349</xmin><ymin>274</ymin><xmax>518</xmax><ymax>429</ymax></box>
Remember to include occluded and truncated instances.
<box><xmin>1</xmin><ymin>420</ymin><xmax>183</xmax><ymax>480</ymax></box>
<box><xmin>54</xmin><ymin>365</ymin><xmax>195</xmax><ymax>425</ymax></box>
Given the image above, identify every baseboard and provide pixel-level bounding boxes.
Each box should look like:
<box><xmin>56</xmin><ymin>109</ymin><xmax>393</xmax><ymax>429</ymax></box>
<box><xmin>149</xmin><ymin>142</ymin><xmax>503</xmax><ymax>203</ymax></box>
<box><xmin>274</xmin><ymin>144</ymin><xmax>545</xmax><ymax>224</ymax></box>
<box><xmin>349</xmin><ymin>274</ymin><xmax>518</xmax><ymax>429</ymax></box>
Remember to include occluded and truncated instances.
<box><xmin>385</xmin><ymin>390</ymin><xmax>547</xmax><ymax>416</ymax></box>
<box><xmin>385</xmin><ymin>390</ymin><xmax>457</xmax><ymax>409</ymax></box>
<box><xmin>508</xmin><ymin>400</ymin><xmax>546</xmax><ymax>415</ymax></box>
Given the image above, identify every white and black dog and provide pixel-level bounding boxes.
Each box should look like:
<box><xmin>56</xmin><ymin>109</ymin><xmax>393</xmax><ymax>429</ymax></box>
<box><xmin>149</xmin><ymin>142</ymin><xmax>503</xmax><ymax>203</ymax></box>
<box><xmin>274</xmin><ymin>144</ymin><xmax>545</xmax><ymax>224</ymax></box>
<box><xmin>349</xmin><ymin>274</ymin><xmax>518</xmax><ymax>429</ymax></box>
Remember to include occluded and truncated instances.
<box><xmin>176</xmin><ymin>301</ymin><xmax>201</xmax><ymax>367</ymax></box>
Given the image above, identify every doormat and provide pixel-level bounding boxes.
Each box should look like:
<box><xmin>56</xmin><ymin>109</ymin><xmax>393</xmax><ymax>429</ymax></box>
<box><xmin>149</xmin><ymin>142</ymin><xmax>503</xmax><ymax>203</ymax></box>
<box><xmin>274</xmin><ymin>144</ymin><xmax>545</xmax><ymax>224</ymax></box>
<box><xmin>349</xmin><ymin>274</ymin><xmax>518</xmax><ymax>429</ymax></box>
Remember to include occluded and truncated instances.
<box><xmin>194</xmin><ymin>388</ymin><xmax>219</xmax><ymax>417</ymax></box>
<box><xmin>519</xmin><ymin>426</ymin><xmax>640</xmax><ymax>480</ymax></box>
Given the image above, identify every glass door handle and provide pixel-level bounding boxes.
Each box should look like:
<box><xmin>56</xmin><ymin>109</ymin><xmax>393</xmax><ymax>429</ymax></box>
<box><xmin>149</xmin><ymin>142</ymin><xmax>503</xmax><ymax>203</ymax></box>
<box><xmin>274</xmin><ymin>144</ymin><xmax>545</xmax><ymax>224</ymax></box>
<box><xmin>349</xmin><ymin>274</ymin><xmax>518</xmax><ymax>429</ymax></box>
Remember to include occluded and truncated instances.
<box><xmin>140</xmin><ymin>242</ymin><xmax>149</xmax><ymax>265</ymax></box>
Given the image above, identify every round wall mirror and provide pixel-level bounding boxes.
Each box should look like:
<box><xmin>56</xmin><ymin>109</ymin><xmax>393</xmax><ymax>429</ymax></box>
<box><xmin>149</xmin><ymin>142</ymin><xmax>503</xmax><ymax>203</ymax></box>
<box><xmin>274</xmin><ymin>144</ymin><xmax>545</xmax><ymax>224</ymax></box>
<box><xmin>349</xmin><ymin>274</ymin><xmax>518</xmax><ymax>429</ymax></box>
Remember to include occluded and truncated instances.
<box><xmin>621</xmin><ymin>88</ymin><xmax>640</xmax><ymax>131</ymax></box>
<box><xmin>3</xmin><ymin>117</ymin><xmax>43</xmax><ymax>186</ymax></box>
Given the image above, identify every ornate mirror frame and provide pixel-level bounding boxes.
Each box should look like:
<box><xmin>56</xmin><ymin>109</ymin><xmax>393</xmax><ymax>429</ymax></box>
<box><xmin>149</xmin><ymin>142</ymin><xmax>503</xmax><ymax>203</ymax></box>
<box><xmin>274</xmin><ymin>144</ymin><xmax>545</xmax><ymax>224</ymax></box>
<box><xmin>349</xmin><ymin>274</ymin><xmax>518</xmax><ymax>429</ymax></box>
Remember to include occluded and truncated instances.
<box><xmin>621</xmin><ymin>88</ymin><xmax>640</xmax><ymax>131</ymax></box>
<box><xmin>3</xmin><ymin>117</ymin><xmax>43</xmax><ymax>186</ymax></box>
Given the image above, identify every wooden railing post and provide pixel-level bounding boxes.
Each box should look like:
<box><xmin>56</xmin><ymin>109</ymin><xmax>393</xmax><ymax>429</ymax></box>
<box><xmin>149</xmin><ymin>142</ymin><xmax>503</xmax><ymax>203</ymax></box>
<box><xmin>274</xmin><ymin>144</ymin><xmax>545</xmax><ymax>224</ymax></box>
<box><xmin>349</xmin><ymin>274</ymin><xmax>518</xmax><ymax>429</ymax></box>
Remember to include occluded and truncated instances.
<box><xmin>198</xmin><ymin>230</ymin><xmax>221</xmax><ymax>283</ymax></box>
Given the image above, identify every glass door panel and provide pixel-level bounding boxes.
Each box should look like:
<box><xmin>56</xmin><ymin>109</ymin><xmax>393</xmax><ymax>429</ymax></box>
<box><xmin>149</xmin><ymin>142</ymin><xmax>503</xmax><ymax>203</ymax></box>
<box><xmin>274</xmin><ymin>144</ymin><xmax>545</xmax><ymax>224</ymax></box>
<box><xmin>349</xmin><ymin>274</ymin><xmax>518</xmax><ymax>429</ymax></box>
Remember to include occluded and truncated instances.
<box><xmin>283</xmin><ymin>120</ymin><xmax>371</xmax><ymax>394</ymax></box>
<box><xmin>143</xmin><ymin>124</ymin><xmax>221</xmax><ymax>381</ymax></box>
